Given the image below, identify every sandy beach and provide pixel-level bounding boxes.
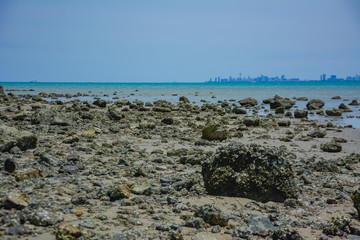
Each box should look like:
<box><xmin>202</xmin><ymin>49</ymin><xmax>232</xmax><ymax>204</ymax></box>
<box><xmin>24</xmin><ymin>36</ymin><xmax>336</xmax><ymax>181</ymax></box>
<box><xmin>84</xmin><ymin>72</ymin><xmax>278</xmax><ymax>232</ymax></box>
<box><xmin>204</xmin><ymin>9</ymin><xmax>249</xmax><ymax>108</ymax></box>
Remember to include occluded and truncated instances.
<box><xmin>0</xmin><ymin>87</ymin><xmax>360</xmax><ymax>240</ymax></box>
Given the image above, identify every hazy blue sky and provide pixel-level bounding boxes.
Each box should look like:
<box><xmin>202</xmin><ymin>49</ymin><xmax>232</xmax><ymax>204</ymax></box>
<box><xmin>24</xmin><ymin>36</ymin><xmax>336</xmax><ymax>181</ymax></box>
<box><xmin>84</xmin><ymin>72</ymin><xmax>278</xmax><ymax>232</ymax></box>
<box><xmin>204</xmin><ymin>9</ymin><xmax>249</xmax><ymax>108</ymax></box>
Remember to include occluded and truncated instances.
<box><xmin>0</xmin><ymin>0</ymin><xmax>359</xmax><ymax>82</ymax></box>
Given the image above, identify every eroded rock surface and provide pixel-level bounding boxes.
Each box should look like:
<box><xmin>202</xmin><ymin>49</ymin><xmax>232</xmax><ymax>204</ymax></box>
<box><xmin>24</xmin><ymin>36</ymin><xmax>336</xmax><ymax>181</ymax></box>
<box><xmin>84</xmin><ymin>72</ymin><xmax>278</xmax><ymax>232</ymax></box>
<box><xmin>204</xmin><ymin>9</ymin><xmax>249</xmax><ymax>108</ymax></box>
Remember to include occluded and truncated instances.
<box><xmin>202</xmin><ymin>143</ymin><xmax>299</xmax><ymax>202</ymax></box>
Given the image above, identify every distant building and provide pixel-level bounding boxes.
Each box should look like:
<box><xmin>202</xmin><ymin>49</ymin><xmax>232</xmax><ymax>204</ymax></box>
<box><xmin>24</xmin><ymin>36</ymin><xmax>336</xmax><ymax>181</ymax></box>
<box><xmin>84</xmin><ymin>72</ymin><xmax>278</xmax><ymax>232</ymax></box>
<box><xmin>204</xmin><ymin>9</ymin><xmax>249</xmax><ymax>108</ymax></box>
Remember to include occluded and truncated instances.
<box><xmin>320</xmin><ymin>74</ymin><xmax>326</xmax><ymax>81</ymax></box>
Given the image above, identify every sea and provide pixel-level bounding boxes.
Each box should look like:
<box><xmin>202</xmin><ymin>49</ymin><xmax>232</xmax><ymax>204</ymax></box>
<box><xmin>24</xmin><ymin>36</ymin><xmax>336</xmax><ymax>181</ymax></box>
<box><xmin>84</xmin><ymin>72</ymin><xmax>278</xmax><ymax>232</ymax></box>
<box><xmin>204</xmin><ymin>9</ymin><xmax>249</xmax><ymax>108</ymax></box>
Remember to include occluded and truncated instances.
<box><xmin>1</xmin><ymin>81</ymin><xmax>360</xmax><ymax>128</ymax></box>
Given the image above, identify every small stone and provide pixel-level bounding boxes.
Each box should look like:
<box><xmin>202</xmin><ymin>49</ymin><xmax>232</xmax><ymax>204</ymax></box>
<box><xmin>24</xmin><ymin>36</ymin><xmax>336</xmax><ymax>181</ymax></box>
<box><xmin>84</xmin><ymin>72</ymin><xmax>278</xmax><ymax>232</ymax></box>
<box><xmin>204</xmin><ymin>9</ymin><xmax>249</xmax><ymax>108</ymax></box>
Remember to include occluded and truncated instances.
<box><xmin>81</xmin><ymin>129</ymin><xmax>95</xmax><ymax>138</ymax></box>
<box><xmin>284</xmin><ymin>198</ymin><xmax>298</xmax><ymax>208</ymax></box>
<box><xmin>326</xmin><ymin>109</ymin><xmax>342</xmax><ymax>116</ymax></box>
<box><xmin>93</xmin><ymin>99</ymin><xmax>106</xmax><ymax>108</ymax></box>
<box><xmin>63</xmin><ymin>134</ymin><xmax>80</xmax><ymax>144</ymax></box>
<box><xmin>162</xmin><ymin>117</ymin><xmax>174</xmax><ymax>125</ymax></box>
<box><xmin>321</xmin><ymin>142</ymin><xmax>342</xmax><ymax>153</ymax></box>
<box><xmin>233</xmin><ymin>107</ymin><xmax>247</xmax><ymax>114</ymax></box>
<box><xmin>278</xmin><ymin>120</ymin><xmax>291</xmax><ymax>127</ymax></box>
<box><xmin>28</xmin><ymin>209</ymin><xmax>63</xmax><ymax>226</ymax></box>
<box><xmin>307</xmin><ymin>129</ymin><xmax>326</xmax><ymax>138</ymax></box>
<box><xmin>185</xmin><ymin>217</ymin><xmax>206</xmax><ymax>229</ymax></box>
<box><xmin>294</xmin><ymin>110</ymin><xmax>308</xmax><ymax>118</ymax></box>
<box><xmin>352</xmin><ymin>188</ymin><xmax>360</xmax><ymax>217</ymax></box>
<box><xmin>349</xmin><ymin>99</ymin><xmax>359</xmax><ymax>106</ymax></box>
<box><xmin>108</xmin><ymin>184</ymin><xmax>131</xmax><ymax>200</ymax></box>
<box><xmin>243</xmin><ymin>118</ymin><xmax>260</xmax><ymax>127</ymax></box>
<box><xmin>15</xmin><ymin>169</ymin><xmax>40</xmax><ymax>181</ymax></box>
<box><xmin>194</xmin><ymin>204</ymin><xmax>229</xmax><ymax>226</ymax></box>
<box><xmin>4</xmin><ymin>158</ymin><xmax>16</xmax><ymax>173</ymax></box>
<box><xmin>56</xmin><ymin>222</ymin><xmax>82</xmax><ymax>240</ymax></box>
<box><xmin>6</xmin><ymin>224</ymin><xmax>30</xmax><ymax>235</ymax></box>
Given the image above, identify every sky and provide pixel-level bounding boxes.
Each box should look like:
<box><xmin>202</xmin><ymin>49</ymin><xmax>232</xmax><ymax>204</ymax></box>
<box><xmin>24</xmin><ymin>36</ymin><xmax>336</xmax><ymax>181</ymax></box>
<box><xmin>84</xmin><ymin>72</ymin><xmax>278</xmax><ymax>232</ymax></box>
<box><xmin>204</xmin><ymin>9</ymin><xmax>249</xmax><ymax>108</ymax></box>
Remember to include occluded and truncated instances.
<box><xmin>0</xmin><ymin>0</ymin><xmax>359</xmax><ymax>82</ymax></box>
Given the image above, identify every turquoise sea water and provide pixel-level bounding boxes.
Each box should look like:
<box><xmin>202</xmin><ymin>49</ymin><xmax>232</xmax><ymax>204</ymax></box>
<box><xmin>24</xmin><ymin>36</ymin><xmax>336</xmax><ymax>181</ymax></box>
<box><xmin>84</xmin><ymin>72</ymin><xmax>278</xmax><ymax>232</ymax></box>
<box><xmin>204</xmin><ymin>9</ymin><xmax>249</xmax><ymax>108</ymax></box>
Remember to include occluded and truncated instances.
<box><xmin>1</xmin><ymin>81</ymin><xmax>360</xmax><ymax>127</ymax></box>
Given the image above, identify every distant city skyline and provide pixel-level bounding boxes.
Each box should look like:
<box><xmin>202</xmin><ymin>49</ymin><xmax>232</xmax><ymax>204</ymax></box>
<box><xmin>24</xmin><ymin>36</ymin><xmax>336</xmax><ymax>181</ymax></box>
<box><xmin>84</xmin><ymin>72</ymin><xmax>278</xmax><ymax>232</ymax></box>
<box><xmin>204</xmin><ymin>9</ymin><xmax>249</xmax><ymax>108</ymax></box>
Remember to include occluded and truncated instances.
<box><xmin>0</xmin><ymin>1</ymin><xmax>360</xmax><ymax>82</ymax></box>
<box><xmin>207</xmin><ymin>73</ymin><xmax>360</xmax><ymax>83</ymax></box>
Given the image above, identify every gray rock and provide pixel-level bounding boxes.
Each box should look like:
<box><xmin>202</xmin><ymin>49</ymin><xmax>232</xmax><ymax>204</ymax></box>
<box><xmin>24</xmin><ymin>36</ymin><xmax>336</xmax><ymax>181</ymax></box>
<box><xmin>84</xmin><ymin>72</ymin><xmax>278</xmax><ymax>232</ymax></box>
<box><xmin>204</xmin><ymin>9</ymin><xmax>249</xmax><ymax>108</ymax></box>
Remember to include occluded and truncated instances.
<box><xmin>326</xmin><ymin>109</ymin><xmax>342</xmax><ymax>116</ymax></box>
<box><xmin>10</xmin><ymin>146</ymin><xmax>22</xmax><ymax>154</ymax></box>
<box><xmin>40</xmin><ymin>152</ymin><xmax>60</xmax><ymax>166</ymax></box>
<box><xmin>184</xmin><ymin>217</ymin><xmax>206</xmax><ymax>229</ymax></box>
<box><xmin>28</xmin><ymin>209</ymin><xmax>63</xmax><ymax>226</ymax></box>
<box><xmin>4</xmin><ymin>193</ymin><xmax>29</xmax><ymax>209</ymax></box>
<box><xmin>161</xmin><ymin>117</ymin><xmax>174</xmax><ymax>125</ymax></box>
<box><xmin>0</xmin><ymin>126</ymin><xmax>37</xmax><ymax>152</ymax></box>
<box><xmin>321</xmin><ymin>142</ymin><xmax>342</xmax><ymax>153</ymax></box>
<box><xmin>283</xmin><ymin>198</ymin><xmax>299</xmax><ymax>208</ymax></box>
<box><xmin>294</xmin><ymin>110</ymin><xmax>308</xmax><ymax>118</ymax></box>
<box><xmin>278</xmin><ymin>120</ymin><xmax>291</xmax><ymax>127</ymax></box>
<box><xmin>275</xmin><ymin>107</ymin><xmax>285</xmax><ymax>114</ymax></box>
<box><xmin>243</xmin><ymin>118</ymin><xmax>260</xmax><ymax>127</ymax></box>
<box><xmin>6</xmin><ymin>224</ymin><xmax>30</xmax><ymax>235</ymax></box>
<box><xmin>202</xmin><ymin>124</ymin><xmax>227</xmax><ymax>141</ymax></box>
<box><xmin>271</xmin><ymin>227</ymin><xmax>303</xmax><ymax>240</ymax></box>
<box><xmin>238</xmin><ymin>97</ymin><xmax>258</xmax><ymax>107</ymax></box>
<box><xmin>232</xmin><ymin>226</ymin><xmax>252</xmax><ymax>238</ymax></box>
<box><xmin>202</xmin><ymin>143</ymin><xmax>298</xmax><ymax>202</ymax></box>
<box><xmin>179</xmin><ymin>96</ymin><xmax>190</xmax><ymax>103</ymax></box>
<box><xmin>31</xmin><ymin>95</ymin><xmax>43</xmax><ymax>102</ymax></box>
<box><xmin>270</xmin><ymin>96</ymin><xmax>295</xmax><ymax>109</ymax></box>
<box><xmin>339</xmin><ymin>103</ymin><xmax>351</xmax><ymax>111</ymax></box>
<box><xmin>31</xmin><ymin>108</ymin><xmax>77</xmax><ymax>126</ymax></box>
<box><xmin>349</xmin><ymin>100</ymin><xmax>359</xmax><ymax>106</ymax></box>
<box><xmin>93</xmin><ymin>99</ymin><xmax>106</xmax><ymax>108</ymax></box>
<box><xmin>59</xmin><ymin>165</ymin><xmax>79</xmax><ymax>174</ymax></box>
<box><xmin>352</xmin><ymin>188</ymin><xmax>360</xmax><ymax>216</ymax></box>
<box><xmin>248</xmin><ymin>215</ymin><xmax>274</xmax><ymax>236</ymax></box>
<box><xmin>233</xmin><ymin>107</ymin><xmax>247</xmax><ymax>114</ymax></box>
<box><xmin>107</xmin><ymin>107</ymin><xmax>124</xmax><ymax>120</ymax></box>
<box><xmin>322</xmin><ymin>217</ymin><xmax>350</xmax><ymax>236</ymax></box>
<box><xmin>194</xmin><ymin>204</ymin><xmax>229</xmax><ymax>226</ymax></box>
<box><xmin>307</xmin><ymin>99</ymin><xmax>325</xmax><ymax>110</ymax></box>
<box><xmin>307</xmin><ymin>129</ymin><xmax>326</xmax><ymax>138</ymax></box>
<box><xmin>112</xmin><ymin>230</ymin><xmax>147</xmax><ymax>240</ymax></box>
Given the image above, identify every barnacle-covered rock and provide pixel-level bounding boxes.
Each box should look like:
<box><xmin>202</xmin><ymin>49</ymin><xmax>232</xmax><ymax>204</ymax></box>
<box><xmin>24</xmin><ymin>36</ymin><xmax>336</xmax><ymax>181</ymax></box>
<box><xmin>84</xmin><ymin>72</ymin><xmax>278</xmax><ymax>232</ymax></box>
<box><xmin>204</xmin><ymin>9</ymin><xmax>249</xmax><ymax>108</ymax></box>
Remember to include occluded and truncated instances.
<box><xmin>202</xmin><ymin>143</ymin><xmax>298</xmax><ymax>202</ymax></box>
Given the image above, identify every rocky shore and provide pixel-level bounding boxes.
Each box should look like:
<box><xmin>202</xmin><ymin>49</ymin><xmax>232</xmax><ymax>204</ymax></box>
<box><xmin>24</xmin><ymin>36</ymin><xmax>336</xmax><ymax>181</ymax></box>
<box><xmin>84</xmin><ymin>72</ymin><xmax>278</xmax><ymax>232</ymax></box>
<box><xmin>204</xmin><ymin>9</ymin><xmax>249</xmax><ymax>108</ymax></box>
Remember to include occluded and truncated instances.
<box><xmin>0</xmin><ymin>87</ymin><xmax>360</xmax><ymax>240</ymax></box>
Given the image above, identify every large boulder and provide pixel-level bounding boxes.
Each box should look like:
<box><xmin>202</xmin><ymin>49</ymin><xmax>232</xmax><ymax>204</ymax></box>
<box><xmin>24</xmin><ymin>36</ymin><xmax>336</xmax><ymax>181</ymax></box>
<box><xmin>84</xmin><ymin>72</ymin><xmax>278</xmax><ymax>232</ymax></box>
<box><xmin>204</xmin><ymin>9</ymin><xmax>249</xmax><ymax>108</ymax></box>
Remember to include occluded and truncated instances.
<box><xmin>0</xmin><ymin>126</ymin><xmax>37</xmax><ymax>152</ymax></box>
<box><xmin>269</xmin><ymin>95</ymin><xmax>295</xmax><ymax>109</ymax></box>
<box><xmin>306</xmin><ymin>99</ymin><xmax>325</xmax><ymax>110</ymax></box>
<box><xmin>202</xmin><ymin>143</ymin><xmax>298</xmax><ymax>202</ymax></box>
